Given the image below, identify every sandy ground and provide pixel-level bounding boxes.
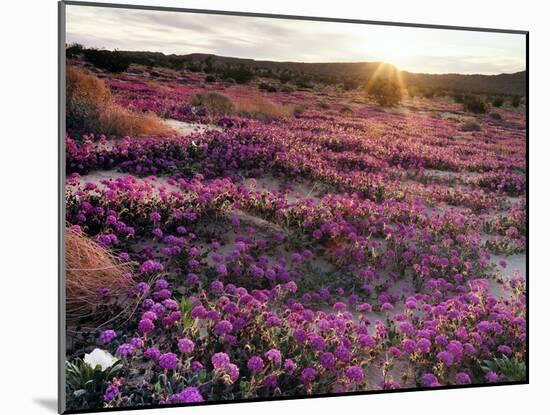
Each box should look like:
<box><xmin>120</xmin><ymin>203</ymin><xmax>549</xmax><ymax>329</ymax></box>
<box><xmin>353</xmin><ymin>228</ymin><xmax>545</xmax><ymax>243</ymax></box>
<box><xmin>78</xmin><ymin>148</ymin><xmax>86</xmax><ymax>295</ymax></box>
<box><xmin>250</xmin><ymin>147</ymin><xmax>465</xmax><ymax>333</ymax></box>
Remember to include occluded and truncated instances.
<box><xmin>164</xmin><ymin>118</ymin><xmax>222</xmax><ymax>135</ymax></box>
<box><xmin>70</xmin><ymin>157</ymin><xmax>525</xmax><ymax>314</ymax></box>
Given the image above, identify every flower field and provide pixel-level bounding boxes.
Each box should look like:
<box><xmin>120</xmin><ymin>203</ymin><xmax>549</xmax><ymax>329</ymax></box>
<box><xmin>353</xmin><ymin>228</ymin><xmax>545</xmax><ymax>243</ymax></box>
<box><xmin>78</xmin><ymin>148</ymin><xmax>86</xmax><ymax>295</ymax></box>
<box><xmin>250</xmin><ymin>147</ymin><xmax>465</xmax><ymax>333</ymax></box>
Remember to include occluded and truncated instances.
<box><xmin>64</xmin><ymin>62</ymin><xmax>527</xmax><ymax>410</ymax></box>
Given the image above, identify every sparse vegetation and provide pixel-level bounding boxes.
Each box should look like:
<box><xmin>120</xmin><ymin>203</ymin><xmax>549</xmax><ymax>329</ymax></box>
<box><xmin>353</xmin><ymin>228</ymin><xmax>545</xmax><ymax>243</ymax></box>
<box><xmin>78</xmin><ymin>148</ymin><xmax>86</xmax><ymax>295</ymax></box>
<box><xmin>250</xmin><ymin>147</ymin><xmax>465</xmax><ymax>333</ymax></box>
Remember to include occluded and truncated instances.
<box><xmin>82</xmin><ymin>48</ymin><xmax>131</xmax><ymax>73</ymax></box>
<box><xmin>492</xmin><ymin>96</ymin><xmax>504</xmax><ymax>107</ymax></box>
<box><xmin>66</xmin><ymin>66</ymin><xmax>173</xmax><ymax>136</ymax></box>
<box><xmin>463</xmin><ymin>95</ymin><xmax>487</xmax><ymax>114</ymax></box>
<box><xmin>459</xmin><ymin>117</ymin><xmax>482</xmax><ymax>131</ymax></box>
<box><xmin>190</xmin><ymin>92</ymin><xmax>235</xmax><ymax>116</ymax></box>
<box><xmin>366</xmin><ymin>78</ymin><xmax>403</xmax><ymax>106</ymax></box>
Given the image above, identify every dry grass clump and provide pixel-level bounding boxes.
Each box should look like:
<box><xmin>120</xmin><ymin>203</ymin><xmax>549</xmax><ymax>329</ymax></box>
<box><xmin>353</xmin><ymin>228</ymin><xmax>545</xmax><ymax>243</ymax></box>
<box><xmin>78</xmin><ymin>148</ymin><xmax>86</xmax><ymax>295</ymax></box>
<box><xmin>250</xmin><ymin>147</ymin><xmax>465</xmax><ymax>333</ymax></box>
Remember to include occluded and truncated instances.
<box><xmin>190</xmin><ymin>91</ymin><xmax>294</xmax><ymax>120</ymax></box>
<box><xmin>234</xmin><ymin>95</ymin><xmax>293</xmax><ymax>120</ymax></box>
<box><xmin>459</xmin><ymin>117</ymin><xmax>482</xmax><ymax>131</ymax></box>
<box><xmin>97</xmin><ymin>105</ymin><xmax>174</xmax><ymax>137</ymax></box>
<box><xmin>66</xmin><ymin>65</ymin><xmax>173</xmax><ymax>136</ymax></box>
<box><xmin>66</xmin><ymin>228</ymin><xmax>134</xmax><ymax>323</ymax></box>
<box><xmin>190</xmin><ymin>92</ymin><xmax>235</xmax><ymax>115</ymax></box>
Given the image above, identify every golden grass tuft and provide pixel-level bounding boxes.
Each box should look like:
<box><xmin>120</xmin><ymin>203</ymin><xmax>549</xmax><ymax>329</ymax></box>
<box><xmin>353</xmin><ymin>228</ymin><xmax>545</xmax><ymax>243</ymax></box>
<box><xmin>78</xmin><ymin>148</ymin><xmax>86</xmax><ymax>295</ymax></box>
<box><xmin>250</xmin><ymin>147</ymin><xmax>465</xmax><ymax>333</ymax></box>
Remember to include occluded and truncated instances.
<box><xmin>234</xmin><ymin>95</ymin><xmax>293</xmax><ymax>119</ymax></box>
<box><xmin>66</xmin><ymin>228</ymin><xmax>134</xmax><ymax>322</ymax></box>
<box><xmin>66</xmin><ymin>65</ymin><xmax>173</xmax><ymax>137</ymax></box>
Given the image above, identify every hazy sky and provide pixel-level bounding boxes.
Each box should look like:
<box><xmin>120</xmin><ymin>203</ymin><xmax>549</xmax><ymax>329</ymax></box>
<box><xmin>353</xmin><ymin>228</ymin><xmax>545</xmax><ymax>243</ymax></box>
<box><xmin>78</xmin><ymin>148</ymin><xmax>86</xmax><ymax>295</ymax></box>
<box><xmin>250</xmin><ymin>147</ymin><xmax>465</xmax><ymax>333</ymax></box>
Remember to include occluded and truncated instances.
<box><xmin>66</xmin><ymin>5</ymin><xmax>526</xmax><ymax>75</ymax></box>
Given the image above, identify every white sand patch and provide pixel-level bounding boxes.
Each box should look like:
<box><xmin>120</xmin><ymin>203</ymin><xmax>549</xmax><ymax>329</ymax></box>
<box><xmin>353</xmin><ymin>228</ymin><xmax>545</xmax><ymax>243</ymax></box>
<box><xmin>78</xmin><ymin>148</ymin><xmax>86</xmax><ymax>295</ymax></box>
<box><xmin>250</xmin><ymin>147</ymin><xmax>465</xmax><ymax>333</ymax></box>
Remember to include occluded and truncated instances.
<box><xmin>164</xmin><ymin>119</ymin><xmax>222</xmax><ymax>135</ymax></box>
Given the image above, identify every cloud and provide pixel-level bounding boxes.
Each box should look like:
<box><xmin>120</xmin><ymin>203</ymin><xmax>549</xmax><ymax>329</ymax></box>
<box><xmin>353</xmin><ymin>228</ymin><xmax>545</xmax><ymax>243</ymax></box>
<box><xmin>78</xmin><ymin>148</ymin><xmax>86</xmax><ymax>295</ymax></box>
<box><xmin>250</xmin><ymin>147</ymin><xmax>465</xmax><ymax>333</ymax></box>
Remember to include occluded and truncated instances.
<box><xmin>65</xmin><ymin>4</ymin><xmax>526</xmax><ymax>74</ymax></box>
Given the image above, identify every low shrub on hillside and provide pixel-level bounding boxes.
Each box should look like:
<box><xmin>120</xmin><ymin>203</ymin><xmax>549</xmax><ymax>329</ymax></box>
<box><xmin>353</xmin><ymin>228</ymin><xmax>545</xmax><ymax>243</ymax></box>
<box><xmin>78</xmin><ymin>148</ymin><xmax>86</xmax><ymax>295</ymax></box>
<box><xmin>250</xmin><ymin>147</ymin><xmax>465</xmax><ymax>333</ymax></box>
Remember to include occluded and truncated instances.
<box><xmin>492</xmin><ymin>96</ymin><xmax>504</xmax><ymax>107</ymax></box>
<box><xmin>190</xmin><ymin>92</ymin><xmax>235</xmax><ymax>115</ymax></box>
<box><xmin>366</xmin><ymin>78</ymin><xmax>402</xmax><ymax>107</ymax></box>
<box><xmin>459</xmin><ymin>117</ymin><xmax>482</xmax><ymax>131</ymax></box>
<box><xmin>463</xmin><ymin>95</ymin><xmax>487</xmax><ymax>114</ymax></box>
<box><xmin>511</xmin><ymin>95</ymin><xmax>522</xmax><ymax>108</ymax></box>
<box><xmin>82</xmin><ymin>48</ymin><xmax>131</xmax><ymax>73</ymax></box>
<box><xmin>235</xmin><ymin>95</ymin><xmax>293</xmax><ymax>119</ymax></box>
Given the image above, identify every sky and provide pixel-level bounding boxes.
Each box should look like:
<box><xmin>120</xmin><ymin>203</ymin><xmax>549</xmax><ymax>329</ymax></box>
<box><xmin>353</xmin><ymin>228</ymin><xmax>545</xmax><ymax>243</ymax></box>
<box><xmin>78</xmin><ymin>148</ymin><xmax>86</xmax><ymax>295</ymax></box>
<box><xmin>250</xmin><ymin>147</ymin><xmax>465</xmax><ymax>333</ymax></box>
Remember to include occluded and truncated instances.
<box><xmin>65</xmin><ymin>5</ymin><xmax>526</xmax><ymax>75</ymax></box>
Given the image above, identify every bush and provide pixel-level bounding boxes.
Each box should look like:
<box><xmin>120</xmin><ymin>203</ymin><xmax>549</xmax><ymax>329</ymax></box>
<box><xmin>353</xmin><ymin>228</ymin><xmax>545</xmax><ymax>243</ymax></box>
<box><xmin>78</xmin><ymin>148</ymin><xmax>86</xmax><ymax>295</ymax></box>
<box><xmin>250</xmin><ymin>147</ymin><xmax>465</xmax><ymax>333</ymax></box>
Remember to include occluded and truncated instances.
<box><xmin>367</xmin><ymin>78</ymin><xmax>403</xmax><ymax>107</ymax></box>
<box><xmin>190</xmin><ymin>92</ymin><xmax>235</xmax><ymax>115</ymax></box>
<box><xmin>259</xmin><ymin>82</ymin><xmax>278</xmax><ymax>92</ymax></box>
<box><xmin>452</xmin><ymin>93</ymin><xmax>465</xmax><ymax>103</ymax></box>
<box><xmin>219</xmin><ymin>64</ymin><xmax>254</xmax><ymax>84</ymax></box>
<box><xmin>66</xmin><ymin>66</ymin><xmax>172</xmax><ymax>136</ymax></box>
<box><xmin>339</xmin><ymin>106</ymin><xmax>353</xmax><ymax>115</ymax></box>
<box><xmin>492</xmin><ymin>97</ymin><xmax>504</xmax><ymax>107</ymax></box>
<box><xmin>82</xmin><ymin>48</ymin><xmax>130</xmax><ymax>73</ymax></box>
<box><xmin>66</xmin><ymin>228</ymin><xmax>134</xmax><ymax>322</ymax></box>
<box><xmin>293</xmin><ymin>104</ymin><xmax>306</xmax><ymax>117</ymax></box>
<box><xmin>281</xmin><ymin>85</ymin><xmax>296</xmax><ymax>93</ymax></box>
<box><xmin>204</xmin><ymin>74</ymin><xmax>217</xmax><ymax>83</ymax></box>
<box><xmin>66</xmin><ymin>43</ymin><xmax>84</xmax><ymax>58</ymax></box>
<box><xmin>463</xmin><ymin>95</ymin><xmax>487</xmax><ymax>114</ymax></box>
<box><xmin>459</xmin><ymin>118</ymin><xmax>482</xmax><ymax>131</ymax></box>
<box><xmin>317</xmin><ymin>100</ymin><xmax>330</xmax><ymax>109</ymax></box>
<box><xmin>511</xmin><ymin>95</ymin><xmax>522</xmax><ymax>108</ymax></box>
<box><xmin>235</xmin><ymin>95</ymin><xmax>293</xmax><ymax>119</ymax></box>
<box><xmin>422</xmin><ymin>88</ymin><xmax>435</xmax><ymax>99</ymax></box>
<box><xmin>489</xmin><ymin>112</ymin><xmax>502</xmax><ymax>120</ymax></box>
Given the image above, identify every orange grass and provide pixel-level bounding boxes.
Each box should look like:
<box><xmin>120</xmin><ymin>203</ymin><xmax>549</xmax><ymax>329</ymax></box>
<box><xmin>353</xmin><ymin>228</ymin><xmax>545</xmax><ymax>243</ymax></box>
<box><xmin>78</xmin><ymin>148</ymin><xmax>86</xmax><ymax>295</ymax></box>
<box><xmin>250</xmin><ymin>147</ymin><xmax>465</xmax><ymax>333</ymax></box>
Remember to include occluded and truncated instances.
<box><xmin>67</xmin><ymin>66</ymin><xmax>173</xmax><ymax>137</ymax></box>
<box><xmin>65</xmin><ymin>228</ymin><xmax>134</xmax><ymax>323</ymax></box>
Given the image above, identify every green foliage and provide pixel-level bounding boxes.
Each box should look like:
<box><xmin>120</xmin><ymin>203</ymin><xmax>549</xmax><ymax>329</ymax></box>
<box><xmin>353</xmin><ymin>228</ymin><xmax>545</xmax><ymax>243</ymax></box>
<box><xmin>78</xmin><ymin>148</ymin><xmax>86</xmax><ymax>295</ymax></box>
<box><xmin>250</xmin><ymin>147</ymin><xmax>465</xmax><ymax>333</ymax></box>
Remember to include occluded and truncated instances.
<box><xmin>492</xmin><ymin>96</ymin><xmax>504</xmax><ymax>107</ymax></box>
<box><xmin>481</xmin><ymin>355</ymin><xmax>526</xmax><ymax>382</ymax></box>
<box><xmin>259</xmin><ymin>82</ymin><xmax>278</xmax><ymax>92</ymax></box>
<box><xmin>219</xmin><ymin>64</ymin><xmax>254</xmax><ymax>84</ymax></box>
<box><xmin>179</xmin><ymin>297</ymin><xmax>196</xmax><ymax>329</ymax></box>
<box><xmin>65</xmin><ymin>357</ymin><xmax>123</xmax><ymax>409</ymax></box>
<box><xmin>463</xmin><ymin>95</ymin><xmax>487</xmax><ymax>114</ymax></box>
<box><xmin>489</xmin><ymin>112</ymin><xmax>502</xmax><ymax>120</ymax></box>
<box><xmin>367</xmin><ymin>78</ymin><xmax>403</xmax><ymax>107</ymax></box>
<box><xmin>83</xmin><ymin>48</ymin><xmax>130</xmax><ymax>73</ymax></box>
<box><xmin>66</xmin><ymin>43</ymin><xmax>84</xmax><ymax>58</ymax></box>
<box><xmin>511</xmin><ymin>95</ymin><xmax>522</xmax><ymax>108</ymax></box>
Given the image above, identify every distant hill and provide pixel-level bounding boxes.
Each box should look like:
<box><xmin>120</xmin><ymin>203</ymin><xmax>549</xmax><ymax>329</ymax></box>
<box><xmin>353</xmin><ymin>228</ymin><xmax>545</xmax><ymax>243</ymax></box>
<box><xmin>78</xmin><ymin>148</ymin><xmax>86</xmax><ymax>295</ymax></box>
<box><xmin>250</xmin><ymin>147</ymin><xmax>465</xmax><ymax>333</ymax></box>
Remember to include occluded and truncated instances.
<box><xmin>70</xmin><ymin>46</ymin><xmax>526</xmax><ymax>96</ymax></box>
<box><xmin>401</xmin><ymin>70</ymin><xmax>526</xmax><ymax>96</ymax></box>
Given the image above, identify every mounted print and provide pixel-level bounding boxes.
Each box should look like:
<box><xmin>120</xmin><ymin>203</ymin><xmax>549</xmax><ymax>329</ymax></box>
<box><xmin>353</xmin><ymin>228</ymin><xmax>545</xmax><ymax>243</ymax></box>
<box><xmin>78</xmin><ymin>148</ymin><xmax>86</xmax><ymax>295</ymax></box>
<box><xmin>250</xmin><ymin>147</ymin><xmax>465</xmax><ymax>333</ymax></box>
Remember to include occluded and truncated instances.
<box><xmin>59</xmin><ymin>1</ymin><xmax>528</xmax><ymax>413</ymax></box>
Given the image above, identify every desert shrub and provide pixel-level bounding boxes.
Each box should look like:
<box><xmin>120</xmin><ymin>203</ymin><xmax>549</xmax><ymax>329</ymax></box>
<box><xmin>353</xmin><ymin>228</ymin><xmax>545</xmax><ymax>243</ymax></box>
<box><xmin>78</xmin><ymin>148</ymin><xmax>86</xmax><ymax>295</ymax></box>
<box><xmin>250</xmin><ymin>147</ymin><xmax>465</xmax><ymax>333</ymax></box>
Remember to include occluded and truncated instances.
<box><xmin>317</xmin><ymin>100</ymin><xmax>330</xmax><ymax>109</ymax></box>
<box><xmin>66</xmin><ymin>66</ymin><xmax>172</xmax><ymax>136</ymax></box>
<box><xmin>343</xmin><ymin>79</ymin><xmax>360</xmax><ymax>91</ymax></box>
<box><xmin>281</xmin><ymin>84</ymin><xmax>295</xmax><ymax>93</ymax></box>
<box><xmin>66</xmin><ymin>42</ymin><xmax>84</xmax><ymax>58</ymax></box>
<box><xmin>511</xmin><ymin>95</ymin><xmax>522</xmax><ymax>108</ymax></box>
<box><xmin>367</xmin><ymin>78</ymin><xmax>403</xmax><ymax>106</ymax></box>
<box><xmin>190</xmin><ymin>92</ymin><xmax>235</xmax><ymax>115</ymax></box>
<box><xmin>489</xmin><ymin>112</ymin><xmax>502</xmax><ymax>120</ymax></box>
<box><xmin>459</xmin><ymin>117</ymin><xmax>482</xmax><ymax>131</ymax></box>
<box><xmin>293</xmin><ymin>104</ymin><xmax>306</xmax><ymax>117</ymax></box>
<box><xmin>66</xmin><ymin>228</ymin><xmax>134</xmax><ymax>323</ymax></box>
<box><xmin>219</xmin><ymin>64</ymin><xmax>254</xmax><ymax>84</ymax></box>
<box><xmin>492</xmin><ymin>96</ymin><xmax>504</xmax><ymax>107</ymax></box>
<box><xmin>422</xmin><ymin>88</ymin><xmax>435</xmax><ymax>99</ymax></box>
<box><xmin>463</xmin><ymin>95</ymin><xmax>487</xmax><ymax>114</ymax></box>
<box><xmin>259</xmin><ymin>82</ymin><xmax>278</xmax><ymax>92</ymax></box>
<box><xmin>204</xmin><ymin>74</ymin><xmax>217</xmax><ymax>83</ymax></box>
<box><xmin>296</xmin><ymin>77</ymin><xmax>313</xmax><ymax>89</ymax></box>
<box><xmin>82</xmin><ymin>48</ymin><xmax>130</xmax><ymax>73</ymax></box>
<box><xmin>452</xmin><ymin>92</ymin><xmax>465</xmax><ymax>103</ymax></box>
<box><xmin>66</xmin><ymin>66</ymin><xmax>111</xmax><ymax>133</ymax></box>
<box><xmin>235</xmin><ymin>95</ymin><xmax>293</xmax><ymax>119</ymax></box>
<box><xmin>339</xmin><ymin>106</ymin><xmax>353</xmax><ymax>114</ymax></box>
